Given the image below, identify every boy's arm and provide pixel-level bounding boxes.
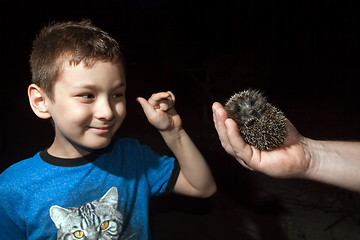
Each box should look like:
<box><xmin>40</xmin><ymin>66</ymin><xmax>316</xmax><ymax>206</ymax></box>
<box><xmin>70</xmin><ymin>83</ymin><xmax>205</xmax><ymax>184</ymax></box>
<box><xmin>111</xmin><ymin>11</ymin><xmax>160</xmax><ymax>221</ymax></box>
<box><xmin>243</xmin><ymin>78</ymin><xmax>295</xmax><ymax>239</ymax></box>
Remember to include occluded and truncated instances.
<box><xmin>159</xmin><ymin>128</ymin><xmax>216</xmax><ymax>197</ymax></box>
<box><xmin>0</xmin><ymin>208</ymin><xmax>26</xmax><ymax>239</ymax></box>
<box><xmin>137</xmin><ymin>92</ymin><xmax>216</xmax><ymax>198</ymax></box>
<box><xmin>213</xmin><ymin>102</ymin><xmax>360</xmax><ymax>192</ymax></box>
<box><xmin>0</xmin><ymin>184</ymin><xmax>27</xmax><ymax>239</ymax></box>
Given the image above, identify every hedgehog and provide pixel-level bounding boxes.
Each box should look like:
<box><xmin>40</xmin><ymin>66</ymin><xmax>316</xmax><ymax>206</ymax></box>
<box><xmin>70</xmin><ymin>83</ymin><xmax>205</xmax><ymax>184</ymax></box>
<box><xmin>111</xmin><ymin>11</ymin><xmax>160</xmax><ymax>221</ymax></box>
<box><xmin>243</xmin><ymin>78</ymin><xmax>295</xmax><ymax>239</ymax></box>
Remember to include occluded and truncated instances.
<box><xmin>224</xmin><ymin>89</ymin><xmax>287</xmax><ymax>150</ymax></box>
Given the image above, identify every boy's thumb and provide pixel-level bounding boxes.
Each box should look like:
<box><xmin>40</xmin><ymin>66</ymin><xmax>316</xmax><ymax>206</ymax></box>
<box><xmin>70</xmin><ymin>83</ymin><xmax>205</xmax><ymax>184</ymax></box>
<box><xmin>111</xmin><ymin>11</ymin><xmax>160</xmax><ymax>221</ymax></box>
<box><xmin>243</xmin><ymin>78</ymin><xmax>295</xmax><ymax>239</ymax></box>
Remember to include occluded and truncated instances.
<box><xmin>136</xmin><ymin>97</ymin><xmax>155</xmax><ymax>116</ymax></box>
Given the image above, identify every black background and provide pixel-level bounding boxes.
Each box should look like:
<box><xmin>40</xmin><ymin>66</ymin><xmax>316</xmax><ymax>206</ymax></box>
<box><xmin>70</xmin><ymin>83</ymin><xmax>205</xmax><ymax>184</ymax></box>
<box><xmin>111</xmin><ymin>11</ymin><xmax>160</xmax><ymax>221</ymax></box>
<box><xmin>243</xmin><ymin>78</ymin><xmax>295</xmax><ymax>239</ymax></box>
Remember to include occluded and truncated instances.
<box><xmin>1</xmin><ymin>1</ymin><xmax>359</xmax><ymax>239</ymax></box>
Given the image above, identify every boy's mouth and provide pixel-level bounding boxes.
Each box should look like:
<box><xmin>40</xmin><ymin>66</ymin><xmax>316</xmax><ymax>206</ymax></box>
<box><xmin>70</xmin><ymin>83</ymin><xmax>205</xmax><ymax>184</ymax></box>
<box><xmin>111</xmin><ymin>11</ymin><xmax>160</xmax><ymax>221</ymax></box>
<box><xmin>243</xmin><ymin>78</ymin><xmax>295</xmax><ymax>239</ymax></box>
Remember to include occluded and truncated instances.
<box><xmin>87</xmin><ymin>126</ymin><xmax>113</xmax><ymax>134</ymax></box>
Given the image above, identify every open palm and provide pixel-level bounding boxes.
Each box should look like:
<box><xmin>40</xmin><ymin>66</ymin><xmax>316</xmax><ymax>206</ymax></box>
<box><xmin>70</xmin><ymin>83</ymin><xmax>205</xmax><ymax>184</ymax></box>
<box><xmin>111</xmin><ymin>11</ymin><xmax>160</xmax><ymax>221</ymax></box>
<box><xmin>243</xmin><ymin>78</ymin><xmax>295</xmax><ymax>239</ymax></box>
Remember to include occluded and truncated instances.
<box><xmin>213</xmin><ymin>102</ymin><xmax>310</xmax><ymax>178</ymax></box>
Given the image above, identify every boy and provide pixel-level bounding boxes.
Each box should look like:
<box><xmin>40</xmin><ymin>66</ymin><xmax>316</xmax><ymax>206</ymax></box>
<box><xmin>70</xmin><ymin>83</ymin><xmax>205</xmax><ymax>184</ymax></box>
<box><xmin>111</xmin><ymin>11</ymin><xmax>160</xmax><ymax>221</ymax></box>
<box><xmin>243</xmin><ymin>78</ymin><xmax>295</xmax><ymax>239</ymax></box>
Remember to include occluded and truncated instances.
<box><xmin>0</xmin><ymin>20</ymin><xmax>216</xmax><ymax>239</ymax></box>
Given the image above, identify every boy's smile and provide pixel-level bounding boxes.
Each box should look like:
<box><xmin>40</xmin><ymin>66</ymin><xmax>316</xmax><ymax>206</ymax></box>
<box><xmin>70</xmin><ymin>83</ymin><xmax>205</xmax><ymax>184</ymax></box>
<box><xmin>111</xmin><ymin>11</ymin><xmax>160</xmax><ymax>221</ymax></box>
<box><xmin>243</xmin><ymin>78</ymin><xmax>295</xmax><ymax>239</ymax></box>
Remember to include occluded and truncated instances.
<box><xmin>45</xmin><ymin>61</ymin><xmax>126</xmax><ymax>158</ymax></box>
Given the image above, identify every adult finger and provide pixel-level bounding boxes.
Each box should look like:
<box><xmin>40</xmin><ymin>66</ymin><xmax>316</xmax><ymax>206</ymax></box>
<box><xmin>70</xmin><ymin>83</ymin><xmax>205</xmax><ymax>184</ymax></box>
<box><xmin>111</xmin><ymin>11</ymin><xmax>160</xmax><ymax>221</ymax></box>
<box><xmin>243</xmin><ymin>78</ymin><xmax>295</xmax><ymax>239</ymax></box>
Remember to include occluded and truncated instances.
<box><xmin>212</xmin><ymin>102</ymin><xmax>235</xmax><ymax>155</ymax></box>
<box><xmin>225</xmin><ymin>118</ymin><xmax>254</xmax><ymax>164</ymax></box>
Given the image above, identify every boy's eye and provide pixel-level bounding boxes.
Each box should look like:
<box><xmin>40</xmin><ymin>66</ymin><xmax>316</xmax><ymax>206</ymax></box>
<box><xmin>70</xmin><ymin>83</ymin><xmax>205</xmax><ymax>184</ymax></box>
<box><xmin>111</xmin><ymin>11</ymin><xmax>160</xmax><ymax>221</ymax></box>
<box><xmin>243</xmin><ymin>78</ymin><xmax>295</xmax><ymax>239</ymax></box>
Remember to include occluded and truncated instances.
<box><xmin>80</xmin><ymin>94</ymin><xmax>95</xmax><ymax>99</ymax></box>
<box><xmin>113</xmin><ymin>93</ymin><xmax>124</xmax><ymax>98</ymax></box>
<box><xmin>84</xmin><ymin>94</ymin><xmax>94</xmax><ymax>99</ymax></box>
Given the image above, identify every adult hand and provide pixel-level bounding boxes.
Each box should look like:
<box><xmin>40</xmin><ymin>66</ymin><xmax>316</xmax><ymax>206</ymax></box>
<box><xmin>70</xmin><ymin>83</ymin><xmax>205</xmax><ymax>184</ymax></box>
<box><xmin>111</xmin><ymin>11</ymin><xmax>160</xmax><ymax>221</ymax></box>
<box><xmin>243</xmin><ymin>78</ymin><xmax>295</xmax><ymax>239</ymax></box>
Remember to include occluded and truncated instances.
<box><xmin>212</xmin><ymin>102</ymin><xmax>311</xmax><ymax>178</ymax></box>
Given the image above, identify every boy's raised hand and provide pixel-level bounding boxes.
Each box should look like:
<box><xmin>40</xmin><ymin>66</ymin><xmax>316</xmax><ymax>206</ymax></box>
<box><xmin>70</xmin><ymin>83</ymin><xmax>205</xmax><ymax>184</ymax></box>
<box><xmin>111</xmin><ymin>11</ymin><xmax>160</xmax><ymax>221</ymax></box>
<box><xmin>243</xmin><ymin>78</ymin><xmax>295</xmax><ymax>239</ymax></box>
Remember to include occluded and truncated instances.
<box><xmin>137</xmin><ymin>91</ymin><xmax>182</xmax><ymax>132</ymax></box>
<box><xmin>139</xmin><ymin>92</ymin><xmax>217</xmax><ymax>197</ymax></box>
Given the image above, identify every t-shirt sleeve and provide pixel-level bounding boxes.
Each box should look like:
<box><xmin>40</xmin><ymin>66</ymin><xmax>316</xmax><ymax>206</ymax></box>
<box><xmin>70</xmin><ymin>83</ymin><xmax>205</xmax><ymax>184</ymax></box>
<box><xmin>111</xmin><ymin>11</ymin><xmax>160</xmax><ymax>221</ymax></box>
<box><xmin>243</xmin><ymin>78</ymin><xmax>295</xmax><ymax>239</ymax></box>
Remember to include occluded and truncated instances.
<box><xmin>162</xmin><ymin>159</ymin><xmax>180</xmax><ymax>195</ymax></box>
<box><xmin>0</xmin><ymin>169</ymin><xmax>27</xmax><ymax>239</ymax></box>
<box><xmin>138</xmin><ymin>142</ymin><xmax>180</xmax><ymax>196</ymax></box>
<box><xmin>0</xmin><ymin>204</ymin><xmax>27</xmax><ymax>239</ymax></box>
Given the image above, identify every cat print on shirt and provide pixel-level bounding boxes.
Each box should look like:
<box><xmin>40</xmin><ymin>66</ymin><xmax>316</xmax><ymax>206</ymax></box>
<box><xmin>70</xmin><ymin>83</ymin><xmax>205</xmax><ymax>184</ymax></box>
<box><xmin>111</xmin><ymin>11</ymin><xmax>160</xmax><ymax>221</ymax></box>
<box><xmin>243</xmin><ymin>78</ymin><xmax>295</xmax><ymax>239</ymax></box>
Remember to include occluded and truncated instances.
<box><xmin>50</xmin><ymin>187</ymin><xmax>123</xmax><ymax>240</ymax></box>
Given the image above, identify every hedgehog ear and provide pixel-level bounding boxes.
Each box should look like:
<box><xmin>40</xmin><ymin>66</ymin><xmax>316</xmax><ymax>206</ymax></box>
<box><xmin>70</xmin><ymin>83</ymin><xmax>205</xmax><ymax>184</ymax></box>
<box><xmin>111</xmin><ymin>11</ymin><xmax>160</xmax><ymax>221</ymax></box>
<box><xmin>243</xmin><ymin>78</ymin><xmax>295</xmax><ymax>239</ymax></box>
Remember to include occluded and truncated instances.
<box><xmin>28</xmin><ymin>84</ymin><xmax>52</xmax><ymax>119</ymax></box>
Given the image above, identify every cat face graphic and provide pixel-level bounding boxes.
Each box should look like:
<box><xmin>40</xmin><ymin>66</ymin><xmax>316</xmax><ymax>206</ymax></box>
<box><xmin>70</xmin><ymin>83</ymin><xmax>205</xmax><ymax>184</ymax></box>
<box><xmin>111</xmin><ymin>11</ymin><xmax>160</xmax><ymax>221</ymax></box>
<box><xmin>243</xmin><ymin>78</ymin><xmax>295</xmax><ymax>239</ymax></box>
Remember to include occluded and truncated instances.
<box><xmin>50</xmin><ymin>187</ymin><xmax>123</xmax><ymax>240</ymax></box>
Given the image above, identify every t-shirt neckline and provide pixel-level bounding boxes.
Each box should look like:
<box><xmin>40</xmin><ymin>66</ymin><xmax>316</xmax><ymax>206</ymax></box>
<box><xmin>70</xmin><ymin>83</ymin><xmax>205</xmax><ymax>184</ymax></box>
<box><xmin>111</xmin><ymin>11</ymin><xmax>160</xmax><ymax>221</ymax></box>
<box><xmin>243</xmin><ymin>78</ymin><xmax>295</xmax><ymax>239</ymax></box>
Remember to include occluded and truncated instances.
<box><xmin>39</xmin><ymin>142</ymin><xmax>114</xmax><ymax>167</ymax></box>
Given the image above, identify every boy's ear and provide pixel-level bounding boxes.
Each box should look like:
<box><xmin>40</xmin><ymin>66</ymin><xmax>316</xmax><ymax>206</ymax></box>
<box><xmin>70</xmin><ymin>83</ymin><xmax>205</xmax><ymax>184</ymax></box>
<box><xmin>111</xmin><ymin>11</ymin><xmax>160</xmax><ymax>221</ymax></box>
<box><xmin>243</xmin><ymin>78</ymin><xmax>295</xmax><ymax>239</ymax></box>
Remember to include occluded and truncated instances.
<box><xmin>28</xmin><ymin>84</ymin><xmax>52</xmax><ymax>119</ymax></box>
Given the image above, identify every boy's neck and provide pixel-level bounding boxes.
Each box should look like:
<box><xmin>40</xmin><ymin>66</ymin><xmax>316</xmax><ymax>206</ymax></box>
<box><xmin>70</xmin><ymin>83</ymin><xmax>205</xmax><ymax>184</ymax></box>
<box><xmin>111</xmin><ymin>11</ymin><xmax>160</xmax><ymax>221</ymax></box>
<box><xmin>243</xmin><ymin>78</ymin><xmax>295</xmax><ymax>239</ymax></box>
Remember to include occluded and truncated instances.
<box><xmin>48</xmin><ymin>141</ymin><xmax>94</xmax><ymax>159</ymax></box>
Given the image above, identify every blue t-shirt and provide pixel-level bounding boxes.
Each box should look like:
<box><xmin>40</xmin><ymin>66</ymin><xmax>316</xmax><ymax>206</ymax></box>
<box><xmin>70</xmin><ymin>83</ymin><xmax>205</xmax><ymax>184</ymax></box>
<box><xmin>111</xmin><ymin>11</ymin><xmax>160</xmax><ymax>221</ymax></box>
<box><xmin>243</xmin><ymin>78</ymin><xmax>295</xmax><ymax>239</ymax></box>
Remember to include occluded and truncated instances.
<box><xmin>0</xmin><ymin>138</ymin><xmax>179</xmax><ymax>240</ymax></box>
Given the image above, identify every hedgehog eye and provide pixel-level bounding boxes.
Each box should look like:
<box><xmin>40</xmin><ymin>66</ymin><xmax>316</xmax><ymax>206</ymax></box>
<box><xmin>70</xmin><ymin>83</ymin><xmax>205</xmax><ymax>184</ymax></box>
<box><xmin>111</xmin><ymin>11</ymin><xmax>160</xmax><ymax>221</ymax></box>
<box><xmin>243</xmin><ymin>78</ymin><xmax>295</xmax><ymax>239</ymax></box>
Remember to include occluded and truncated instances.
<box><xmin>247</xmin><ymin>109</ymin><xmax>255</xmax><ymax>115</ymax></box>
<box><xmin>73</xmin><ymin>230</ymin><xmax>84</xmax><ymax>239</ymax></box>
<box><xmin>227</xmin><ymin>103</ymin><xmax>239</xmax><ymax>112</ymax></box>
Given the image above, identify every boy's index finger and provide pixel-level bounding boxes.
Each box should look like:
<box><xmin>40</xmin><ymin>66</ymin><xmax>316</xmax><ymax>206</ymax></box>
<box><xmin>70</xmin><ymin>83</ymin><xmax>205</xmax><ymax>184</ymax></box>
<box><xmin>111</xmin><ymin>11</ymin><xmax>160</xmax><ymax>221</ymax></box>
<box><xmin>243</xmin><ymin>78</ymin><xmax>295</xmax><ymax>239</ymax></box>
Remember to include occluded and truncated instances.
<box><xmin>149</xmin><ymin>91</ymin><xmax>175</xmax><ymax>111</ymax></box>
<box><xmin>166</xmin><ymin>91</ymin><xmax>175</xmax><ymax>103</ymax></box>
<box><xmin>161</xmin><ymin>91</ymin><xmax>175</xmax><ymax>111</ymax></box>
<box><xmin>148</xmin><ymin>92</ymin><xmax>169</xmax><ymax>104</ymax></box>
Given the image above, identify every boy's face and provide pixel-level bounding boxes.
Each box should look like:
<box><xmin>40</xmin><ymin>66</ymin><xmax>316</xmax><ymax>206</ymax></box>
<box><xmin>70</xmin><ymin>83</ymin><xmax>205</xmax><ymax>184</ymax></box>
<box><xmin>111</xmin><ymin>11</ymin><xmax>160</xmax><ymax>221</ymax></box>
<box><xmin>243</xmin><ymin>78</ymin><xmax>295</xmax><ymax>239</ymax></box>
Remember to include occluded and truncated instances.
<box><xmin>46</xmin><ymin>61</ymin><xmax>126</xmax><ymax>158</ymax></box>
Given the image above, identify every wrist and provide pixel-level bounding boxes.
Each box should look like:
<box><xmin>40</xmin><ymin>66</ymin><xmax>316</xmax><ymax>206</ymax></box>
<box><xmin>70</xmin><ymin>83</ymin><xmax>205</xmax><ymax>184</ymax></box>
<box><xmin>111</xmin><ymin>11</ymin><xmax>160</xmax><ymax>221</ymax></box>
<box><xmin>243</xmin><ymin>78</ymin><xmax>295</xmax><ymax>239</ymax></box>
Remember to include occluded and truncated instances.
<box><xmin>296</xmin><ymin>139</ymin><xmax>360</xmax><ymax>191</ymax></box>
<box><xmin>159</xmin><ymin>127</ymin><xmax>185</xmax><ymax>141</ymax></box>
<box><xmin>301</xmin><ymin>137</ymin><xmax>320</xmax><ymax>179</ymax></box>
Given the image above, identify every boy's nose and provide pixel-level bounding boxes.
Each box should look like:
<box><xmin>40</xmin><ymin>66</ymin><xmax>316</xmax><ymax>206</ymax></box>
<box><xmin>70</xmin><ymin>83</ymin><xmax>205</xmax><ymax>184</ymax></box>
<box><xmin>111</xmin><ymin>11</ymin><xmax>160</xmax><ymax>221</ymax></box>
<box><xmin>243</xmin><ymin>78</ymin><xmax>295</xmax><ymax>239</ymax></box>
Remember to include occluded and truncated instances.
<box><xmin>94</xmin><ymin>98</ymin><xmax>115</xmax><ymax>120</ymax></box>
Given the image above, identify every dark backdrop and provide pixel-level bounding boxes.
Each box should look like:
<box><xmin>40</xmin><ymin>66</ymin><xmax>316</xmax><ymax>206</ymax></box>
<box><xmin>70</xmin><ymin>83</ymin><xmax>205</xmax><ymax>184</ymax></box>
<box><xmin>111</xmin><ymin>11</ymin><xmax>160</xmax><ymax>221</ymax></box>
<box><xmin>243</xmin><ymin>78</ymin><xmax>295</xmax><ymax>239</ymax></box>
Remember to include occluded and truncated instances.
<box><xmin>0</xmin><ymin>1</ymin><xmax>359</xmax><ymax>239</ymax></box>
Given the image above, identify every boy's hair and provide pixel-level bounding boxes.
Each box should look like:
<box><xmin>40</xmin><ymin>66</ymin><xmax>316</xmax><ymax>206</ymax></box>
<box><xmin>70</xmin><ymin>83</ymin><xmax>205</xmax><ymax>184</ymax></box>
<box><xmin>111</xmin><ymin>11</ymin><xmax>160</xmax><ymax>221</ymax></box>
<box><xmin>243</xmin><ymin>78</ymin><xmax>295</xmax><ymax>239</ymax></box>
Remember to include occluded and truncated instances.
<box><xmin>30</xmin><ymin>20</ymin><xmax>125</xmax><ymax>99</ymax></box>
